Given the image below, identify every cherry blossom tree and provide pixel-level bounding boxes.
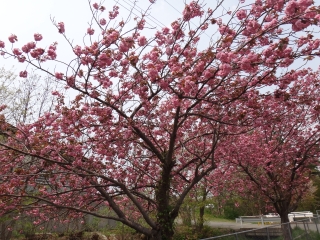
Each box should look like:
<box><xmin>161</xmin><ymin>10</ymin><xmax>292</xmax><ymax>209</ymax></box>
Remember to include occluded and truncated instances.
<box><xmin>218</xmin><ymin>69</ymin><xmax>320</xmax><ymax>239</ymax></box>
<box><xmin>0</xmin><ymin>0</ymin><xmax>320</xmax><ymax>239</ymax></box>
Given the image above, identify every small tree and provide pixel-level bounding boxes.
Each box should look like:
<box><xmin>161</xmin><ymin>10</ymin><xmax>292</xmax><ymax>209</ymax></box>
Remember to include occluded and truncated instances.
<box><xmin>0</xmin><ymin>1</ymin><xmax>320</xmax><ymax>239</ymax></box>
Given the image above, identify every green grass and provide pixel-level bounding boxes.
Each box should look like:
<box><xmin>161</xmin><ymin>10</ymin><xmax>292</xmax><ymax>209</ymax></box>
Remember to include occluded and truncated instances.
<box><xmin>173</xmin><ymin>225</ymin><xmax>235</xmax><ymax>240</ymax></box>
<box><xmin>290</xmin><ymin>226</ymin><xmax>320</xmax><ymax>240</ymax></box>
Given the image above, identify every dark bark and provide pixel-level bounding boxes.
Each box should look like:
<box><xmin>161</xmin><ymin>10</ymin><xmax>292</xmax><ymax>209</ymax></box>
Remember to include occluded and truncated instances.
<box><xmin>198</xmin><ymin>206</ymin><xmax>205</xmax><ymax>230</ymax></box>
<box><xmin>280</xmin><ymin>213</ymin><xmax>292</xmax><ymax>240</ymax></box>
<box><xmin>198</xmin><ymin>186</ymin><xmax>208</xmax><ymax>231</ymax></box>
<box><xmin>154</xmin><ymin>157</ymin><xmax>175</xmax><ymax>240</ymax></box>
<box><xmin>276</xmin><ymin>204</ymin><xmax>292</xmax><ymax>240</ymax></box>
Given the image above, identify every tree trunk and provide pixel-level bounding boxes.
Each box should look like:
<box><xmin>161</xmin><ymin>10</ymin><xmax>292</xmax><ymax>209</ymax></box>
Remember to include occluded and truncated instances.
<box><xmin>198</xmin><ymin>186</ymin><xmax>207</xmax><ymax>231</ymax></box>
<box><xmin>149</xmin><ymin>210</ymin><xmax>175</xmax><ymax>240</ymax></box>
<box><xmin>198</xmin><ymin>206</ymin><xmax>205</xmax><ymax>231</ymax></box>
<box><xmin>154</xmin><ymin>157</ymin><xmax>175</xmax><ymax>240</ymax></box>
<box><xmin>279</xmin><ymin>211</ymin><xmax>292</xmax><ymax>240</ymax></box>
<box><xmin>151</xmin><ymin>217</ymin><xmax>175</xmax><ymax>240</ymax></box>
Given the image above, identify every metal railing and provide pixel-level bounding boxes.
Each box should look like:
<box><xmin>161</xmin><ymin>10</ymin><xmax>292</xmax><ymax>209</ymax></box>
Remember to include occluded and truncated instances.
<box><xmin>200</xmin><ymin>216</ymin><xmax>320</xmax><ymax>240</ymax></box>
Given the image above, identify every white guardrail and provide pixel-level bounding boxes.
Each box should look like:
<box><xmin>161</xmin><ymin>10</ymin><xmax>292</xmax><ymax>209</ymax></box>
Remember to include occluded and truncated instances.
<box><xmin>237</xmin><ymin>211</ymin><xmax>313</xmax><ymax>226</ymax></box>
<box><xmin>288</xmin><ymin>211</ymin><xmax>313</xmax><ymax>222</ymax></box>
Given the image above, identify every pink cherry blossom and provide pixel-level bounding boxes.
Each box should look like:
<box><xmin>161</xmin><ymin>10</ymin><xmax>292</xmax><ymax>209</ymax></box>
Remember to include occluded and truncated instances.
<box><xmin>218</xmin><ymin>63</ymin><xmax>232</xmax><ymax>76</ymax></box>
<box><xmin>138</xmin><ymin>36</ymin><xmax>147</xmax><ymax>46</ymax></box>
<box><xmin>27</xmin><ymin>42</ymin><xmax>36</xmax><ymax>49</ymax></box>
<box><xmin>98</xmin><ymin>53</ymin><xmax>113</xmax><ymax>66</ymax></box>
<box><xmin>21</xmin><ymin>45</ymin><xmax>29</xmax><ymax>53</ymax></box>
<box><xmin>49</xmin><ymin>44</ymin><xmax>56</xmax><ymax>51</ymax></box>
<box><xmin>58</xmin><ymin>22</ymin><xmax>65</xmax><ymax>33</ymax></box>
<box><xmin>55</xmin><ymin>72</ymin><xmax>64</xmax><ymax>80</ymax></box>
<box><xmin>292</xmin><ymin>19</ymin><xmax>310</xmax><ymax>32</ymax></box>
<box><xmin>66</xmin><ymin>75</ymin><xmax>75</xmax><ymax>86</ymax></box>
<box><xmin>19</xmin><ymin>70</ymin><xmax>28</xmax><ymax>78</ymax></box>
<box><xmin>73</xmin><ymin>45</ymin><xmax>82</xmax><ymax>56</ymax></box>
<box><xmin>118</xmin><ymin>39</ymin><xmax>131</xmax><ymax>52</ymax></box>
<box><xmin>0</xmin><ymin>41</ymin><xmax>5</xmax><ymax>48</ymax></box>
<box><xmin>243</xmin><ymin>19</ymin><xmax>260</xmax><ymax>36</ymax></box>
<box><xmin>87</xmin><ymin>28</ymin><xmax>95</xmax><ymax>35</ymax></box>
<box><xmin>137</xmin><ymin>19</ymin><xmax>146</xmax><ymax>30</ymax></box>
<box><xmin>100</xmin><ymin>18</ymin><xmax>107</xmax><ymax>26</ymax></box>
<box><xmin>47</xmin><ymin>49</ymin><xmax>57</xmax><ymax>60</ymax></box>
<box><xmin>8</xmin><ymin>34</ymin><xmax>17</xmax><ymax>43</ymax></box>
<box><xmin>12</xmin><ymin>48</ymin><xmax>22</xmax><ymax>55</ymax></box>
<box><xmin>236</xmin><ymin>9</ymin><xmax>247</xmax><ymax>20</ymax></box>
<box><xmin>182</xmin><ymin>1</ymin><xmax>203</xmax><ymax>21</ymax></box>
<box><xmin>22</xmin><ymin>42</ymin><xmax>36</xmax><ymax>53</ymax></box>
<box><xmin>34</xmin><ymin>33</ymin><xmax>43</xmax><ymax>41</ymax></box>
<box><xmin>109</xmin><ymin>6</ymin><xmax>119</xmax><ymax>19</ymax></box>
<box><xmin>17</xmin><ymin>55</ymin><xmax>26</xmax><ymax>63</ymax></box>
<box><xmin>92</xmin><ymin>3</ymin><xmax>99</xmax><ymax>10</ymax></box>
<box><xmin>30</xmin><ymin>48</ymin><xmax>44</xmax><ymax>58</ymax></box>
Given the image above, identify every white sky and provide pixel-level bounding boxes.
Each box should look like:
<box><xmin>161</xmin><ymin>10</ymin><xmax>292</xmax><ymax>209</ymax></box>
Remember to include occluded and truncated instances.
<box><xmin>0</xmin><ymin>0</ymin><xmax>239</xmax><ymax>72</ymax></box>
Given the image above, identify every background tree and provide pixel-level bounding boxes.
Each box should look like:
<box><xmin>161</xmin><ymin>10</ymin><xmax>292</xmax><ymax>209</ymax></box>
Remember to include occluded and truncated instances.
<box><xmin>0</xmin><ymin>1</ymin><xmax>320</xmax><ymax>239</ymax></box>
<box><xmin>219</xmin><ymin>70</ymin><xmax>320</xmax><ymax>239</ymax></box>
<box><xmin>296</xmin><ymin>180</ymin><xmax>320</xmax><ymax>212</ymax></box>
<box><xmin>178</xmin><ymin>178</ymin><xmax>213</xmax><ymax>231</ymax></box>
<box><xmin>207</xmin><ymin>168</ymin><xmax>271</xmax><ymax>218</ymax></box>
<box><xmin>0</xmin><ymin>68</ymin><xmax>62</xmax><ymax>125</ymax></box>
